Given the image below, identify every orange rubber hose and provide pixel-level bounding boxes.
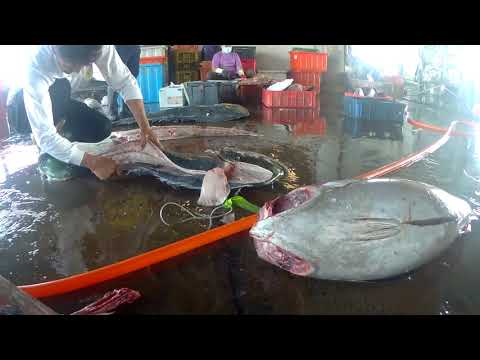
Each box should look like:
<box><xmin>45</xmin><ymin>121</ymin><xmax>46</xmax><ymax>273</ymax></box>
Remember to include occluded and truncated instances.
<box><xmin>19</xmin><ymin>119</ymin><xmax>478</xmax><ymax>298</ymax></box>
<box><xmin>20</xmin><ymin>214</ymin><xmax>258</xmax><ymax>298</ymax></box>
<box><xmin>407</xmin><ymin>118</ymin><xmax>476</xmax><ymax>137</ymax></box>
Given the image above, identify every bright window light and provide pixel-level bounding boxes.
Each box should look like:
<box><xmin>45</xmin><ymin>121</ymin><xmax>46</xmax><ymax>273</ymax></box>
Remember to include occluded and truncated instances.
<box><xmin>351</xmin><ymin>45</ymin><xmax>421</xmax><ymax>78</ymax></box>
<box><xmin>0</xmin><ymin>45</ymin><xmax>39</xmax><ymax>89</ymax></box>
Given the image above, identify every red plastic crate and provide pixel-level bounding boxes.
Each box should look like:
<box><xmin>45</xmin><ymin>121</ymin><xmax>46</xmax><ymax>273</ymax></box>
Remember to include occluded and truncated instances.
<box><xmin>173</xmin><ymin>45</ymin><xmax>199</xmax><ymax>51</ymax></box>
<box><xmin>289</xmin><ymin>51</ymin><xmax>328</xmax><ymax>73</ymax></box>
<box><xmin>239</xmin><ymin>84</ymin><xmax>262</xmax><ymax>105</ymax></box>
<box><xmin>199</xmin><ymin>61</ymin><xmax>211</xmax><ymax>80</ymax></box>
<box><xmin>140</xmin><ymin>56</ymin><xmax>166</xmax><ymax>64</ymax></box>
<box><xmin>262</xmin><ymin>88</ymin><xmax>317</xmax><ymax>108</ymax></box>
<box><xmin>241</xmin><ymin>59</ymin><xmax>256</xmax><ymax>73</ymax></box>
<box><xmin>290</xmin><ymin>72</ymin><xmax>322</xmax><ymax>93</ymax></box>
<box><xmin>262</xmin><ymin>107</ymin><xmax>326</xmax><ymax>137</ymax></box>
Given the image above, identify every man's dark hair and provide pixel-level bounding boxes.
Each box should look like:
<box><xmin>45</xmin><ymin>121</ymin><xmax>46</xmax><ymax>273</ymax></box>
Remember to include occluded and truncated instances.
<box><xmin>56</xmin><ymin>45</ymin><xmax>103</xmax><ymax>65</ymax></box>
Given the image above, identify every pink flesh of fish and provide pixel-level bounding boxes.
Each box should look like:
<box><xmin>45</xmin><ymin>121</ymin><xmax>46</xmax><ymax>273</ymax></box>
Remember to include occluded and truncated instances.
<box><xmin>197</xmin><ymin>164</ymin><xmax>236</xmax><ymax>207</ymax></box>
<box><xmin>77</xmin><ymin>126</ymin><xmax>271</xmax><ymax>206</ymax></box>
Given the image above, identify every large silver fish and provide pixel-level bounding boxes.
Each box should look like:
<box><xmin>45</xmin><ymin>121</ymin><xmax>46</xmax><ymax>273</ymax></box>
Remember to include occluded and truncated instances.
<box><xmin>75</xmin><ymin>126</ymin><xmax>283</xmax><ymax>206</ymax></box>
<box><xmin>249</xmin><ymin>178</ymin><xmax>474</xmax><ymax>281</ymax></box>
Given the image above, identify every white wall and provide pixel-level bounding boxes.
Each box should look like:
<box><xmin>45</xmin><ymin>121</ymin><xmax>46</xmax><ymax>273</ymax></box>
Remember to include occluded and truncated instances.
<box><xmin>234</xmin><ymin>45</ymin><xmax>344</xmax><ymax>74</ymax></box>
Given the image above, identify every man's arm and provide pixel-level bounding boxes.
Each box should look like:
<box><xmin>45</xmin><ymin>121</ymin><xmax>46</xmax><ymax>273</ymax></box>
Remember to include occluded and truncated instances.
<box><xmin>95</xmin><ymin>45</ymin><xmax>162</xmax><ymax>148</ymax></box>
<box><xmin>211</xmin><ymin>53</ymin><xmax>223</xmax><ymax>73</ymax></box>
<box><xmin>124</xmin><ymin>98</ymin><xmax>162</xmax><ymax>148</ymax></box>
<box><xmin>24</xmin><ymin>69</ymin><xmax>118</xmax><ymax>180</ymax></box>
<box><xmin>23</xmin><ymin>70</ymin><xmax>85</xmax><ymax>165</ymax></box>
<box><xmin>125</xmin><ymin>99</ymin><xmax>149</xmax><ymax>131</ymax></box>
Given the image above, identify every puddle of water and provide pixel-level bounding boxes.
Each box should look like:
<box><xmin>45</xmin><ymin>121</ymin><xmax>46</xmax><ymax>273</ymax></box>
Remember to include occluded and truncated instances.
<box><xmin>2</xmin><ymin>100</ymin><xmax>480</xmax><ymax>314</ymax></box>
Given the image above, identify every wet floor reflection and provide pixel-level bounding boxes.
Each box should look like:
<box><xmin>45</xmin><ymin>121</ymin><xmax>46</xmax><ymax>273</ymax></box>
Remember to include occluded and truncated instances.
<box><xmin>2</xmin><ymin>99</ymin><xmax>480</xmax><ymax>314</ymax></box>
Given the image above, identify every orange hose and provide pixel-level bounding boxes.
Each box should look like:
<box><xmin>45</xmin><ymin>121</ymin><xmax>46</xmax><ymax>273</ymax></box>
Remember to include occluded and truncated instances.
<box><xmin>21</xmin><ymin>214</ymin><xmax>257</xmax><ymax>298</ymax></box>
<box><xmin>358</xmin><ymin>120</ymin><xmax>476</xmax><ymax>180</ymax></box>
<box><xmin>18</xmin><ymin>119</ymin><xmax>479</xmax><ymax>298</ymax></box>
<box><xmin>407</xmin><ymin>119</ymin><xmax>477</xmax><ymax>137</ymax></box>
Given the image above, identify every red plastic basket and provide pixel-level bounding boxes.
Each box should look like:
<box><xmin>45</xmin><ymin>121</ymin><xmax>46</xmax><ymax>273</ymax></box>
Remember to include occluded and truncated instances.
<box><xmin>241</xmin><ymin>59</ymin><xmax>256</xmax><ymax>73</ymax></box>
<box><xmin>239</xmin><ymin>84</ymin><xmax>262</xmax><ymax>105</ymax></box>
<box><xmin>289</xmin><ymin>51</ymin><xmax>328</xmax><ymax>73</ymax></box>
<box><xmin>290</xmin><ymin>72</ymin><xmax>322</xmax><ymax>93</ymax></box>
<box><xmin>199</xmin><ymin>61</ymin><xmax>211</xmax><ymax>81</ymax></box>
<box><xmin>173</xmin><ymin>45</ymin><xmax>199</xmax><ymax>51</ymax></box>
<box><xmin>140</xmin><ymin>56</ymin><xmax>166</xmax><ymax>64</ymax></box>
<box><xmin>262</xmin><ymin>88</ymin><xmax>317</xmax><ymax>108</ymax></box>
<box><xmin>262</xmin><ymin>107</ymin><xmax>326</xmax><ymax>136</ymax></box>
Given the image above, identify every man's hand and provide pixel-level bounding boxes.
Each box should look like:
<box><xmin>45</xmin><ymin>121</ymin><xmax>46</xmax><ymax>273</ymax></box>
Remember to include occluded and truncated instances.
<box><xmin>140</xmin><ymin>126</ymin><xmax>163</xmax><ymax>150</ymax></box>
<box><xmin>215</xmin><ymin>68</ymin><xmax>224</xmax><ymax>74</ymax></box>
<box><xmin>82</xmin><ymin>153</ymin><xmax>119</xmax><ymax>180</ymax></box>
<box><xmin>123</xmin><ymin>99</ymin><xmax>163</xmax><ymax>150</ymax></box>
<box><xmin>238</xmin><ymin>69</ymin><xmax>245</xmax><ymax>77</ymax></box>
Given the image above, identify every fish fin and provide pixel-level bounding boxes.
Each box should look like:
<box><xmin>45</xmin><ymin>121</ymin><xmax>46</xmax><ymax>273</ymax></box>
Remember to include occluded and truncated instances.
<box><xmin>349</xmin><ymin>217</ymin><xmax>402</xmax><ymax>241</ymax></box>
<box><xmin>348</xmin><ymin>215</ymin><xmax>458</xmax><ymax>241</ymax></box>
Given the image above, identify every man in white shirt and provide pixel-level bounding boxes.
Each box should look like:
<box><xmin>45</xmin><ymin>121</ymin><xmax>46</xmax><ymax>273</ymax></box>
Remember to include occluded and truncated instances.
<box><xmin>7</xmin><ymin>45</ymin><xmax>161</xmax><ymax>181</ymax></box>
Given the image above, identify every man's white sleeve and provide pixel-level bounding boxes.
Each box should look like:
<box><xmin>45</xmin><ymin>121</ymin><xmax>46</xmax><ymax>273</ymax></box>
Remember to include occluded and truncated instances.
<box><xmin>23</xmin><ymin>69</ymin><xmax>85</xmax><ymax>166</ymax></box>
<box><xmin>95</xmin><ymin>45</ymin><xmax>143</xmax><ymax>102</ymax></box>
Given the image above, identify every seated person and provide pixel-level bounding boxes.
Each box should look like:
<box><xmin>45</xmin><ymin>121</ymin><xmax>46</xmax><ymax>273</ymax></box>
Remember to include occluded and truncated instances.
<box><xmin>208</xmin><ymin>45</ymin><xmax>245</xmax><ymax>80</ymax></box>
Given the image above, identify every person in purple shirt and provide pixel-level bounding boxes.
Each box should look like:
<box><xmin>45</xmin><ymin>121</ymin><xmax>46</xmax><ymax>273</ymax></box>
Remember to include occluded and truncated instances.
<box><xmin>208</xmin><ymin>45</ymin><xmax>245</xmax><ymax>80</ymax></box>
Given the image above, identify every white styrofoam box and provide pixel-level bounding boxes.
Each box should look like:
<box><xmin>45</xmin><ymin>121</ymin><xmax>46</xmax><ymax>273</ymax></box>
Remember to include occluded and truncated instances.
<box><xmin>159</xmin><ymin>85</ymin><xmax>185</xmax><ymax>108</ymax></box>
<box><xmin>141</xmin><ymin>45</ymin><xmax>166</xmax><ymax>58</ymax></box>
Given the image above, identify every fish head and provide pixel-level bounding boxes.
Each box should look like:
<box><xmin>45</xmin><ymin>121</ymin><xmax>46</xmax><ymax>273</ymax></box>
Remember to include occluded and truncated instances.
<box><xmin>256</xmin><ymin>185</ymin><xmax>318</xmax><ymax>222</ymax></box>
<box><xmin>250</xmin><ymin>185</ymin><xmax>318</xmax><ymax>276</ymax></box>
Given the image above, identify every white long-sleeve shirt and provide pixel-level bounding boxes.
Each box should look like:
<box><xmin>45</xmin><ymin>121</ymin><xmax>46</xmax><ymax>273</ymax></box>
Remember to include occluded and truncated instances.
<box><xmin>23</xmin><ymin>45</ymin><xmax>143</xmax><ymax>166</ymax></box>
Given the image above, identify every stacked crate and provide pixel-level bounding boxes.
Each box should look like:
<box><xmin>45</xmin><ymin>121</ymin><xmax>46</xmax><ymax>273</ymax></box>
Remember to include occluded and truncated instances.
<box><xmin>137</xmin><ymin>46</ymin><xmax>166</xmax><ymax>104</ymax></box>
<box><xmin>199</xmin><ymin>61</ymin><xmax>211</xmax><ymax>81</ymax></box>
<box><xmin>137</xmin><ymin>57</ymin><xmax>166</xmax><ymax>104</ymax></box>
<box><xmin>233</xmin><ymin>46</ymin><xmax>259</xmax><ymax>105</ymax></box>
<box><xmin>184</xmin><ymin>80</ymin><xmax>241</xmax><ymax>105</ymax></box>
<box><xmin>343</xmin><ymin>92</ymin><xmax>407</xmax><ymax>124</ymax></box>
<box><xmin>288</xmin><ymin>49</ymin><xmax>328</xmax><ymax>93</ymax></box>
<box><xmin>262</xmin><ymin>108</ymin><xmax>327</xmax><ymax>137</ymax></box>
<box><xmin>172</xmin><ymin>48</ymin><xmax>200</xmax><ymax>83</ymax></box>
<box><xmin>343</xmin><ymin>116</ymin><xmax>403</xmax><ymax>140</ymax></box>
<box><xmin>233</xmin><ymin>46</ymin><xmax>257</xmax><ymax>74</ymax></box>
<box><xmin>262</xmin><ymin>88</ymin><xmax>318</xmax><ymax>108</ymax></box>
<box><xmin>261</xmin><ymin>49</ymin><xmax>327</xmax><ymax>109</ymax></box>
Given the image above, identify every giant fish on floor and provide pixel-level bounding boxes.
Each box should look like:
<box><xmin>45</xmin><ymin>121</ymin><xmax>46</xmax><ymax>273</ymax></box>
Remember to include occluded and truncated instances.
<box><xmin>72</xmin><ymin>125</ymin><xmax>284</xmax><ymax>206</ymax></box>
<box><xmin>249</xmin><ymin>178</ymin><xmax>474</xmax><ymax>281</ymax></box>
<box><xmin>112</xmin><ymin>103</ymin><xmax>250</xmax><ymax>127</ymax></box>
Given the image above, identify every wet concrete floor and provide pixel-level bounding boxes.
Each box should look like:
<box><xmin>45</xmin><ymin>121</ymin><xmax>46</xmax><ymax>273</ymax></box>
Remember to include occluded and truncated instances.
<box><xmin>1</xmin><ymin>94</ymin><xmax>480</xmax><ymax>314</ymax></box>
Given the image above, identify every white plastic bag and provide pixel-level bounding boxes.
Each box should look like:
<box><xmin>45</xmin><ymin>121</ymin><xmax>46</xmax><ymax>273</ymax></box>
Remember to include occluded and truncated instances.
<box><xmin>267</xmin><ymin>79</ymin><xmax>294</xmax><ymax>91</ymax></box>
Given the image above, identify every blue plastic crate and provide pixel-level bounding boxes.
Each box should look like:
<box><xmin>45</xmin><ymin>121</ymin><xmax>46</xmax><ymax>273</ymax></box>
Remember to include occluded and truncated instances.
<box><xmin>343</xmin><ymin>117</ymin><xmax>403</xmax><ymax>140</ymax></box>
<box><xmin>343</xmin><ymin>95</ymin><xmax>406</xmax><ymax>123</ymax></box>
<box><xmin>137</xmin><ymin>63</ymin><xmax>165</xmax><ymax>104</ymax></box>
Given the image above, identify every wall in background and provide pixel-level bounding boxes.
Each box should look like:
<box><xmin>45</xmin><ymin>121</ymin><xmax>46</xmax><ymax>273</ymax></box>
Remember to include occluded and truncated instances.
<box><xmin>141</xmin><ymin>45</ymin><xmax>345</xmax><ymax>75</ymax></box>
<box><xmin>233</xmin><ymin>45</ymin><xmax>344</xmax><ymax>74</ymax></box>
